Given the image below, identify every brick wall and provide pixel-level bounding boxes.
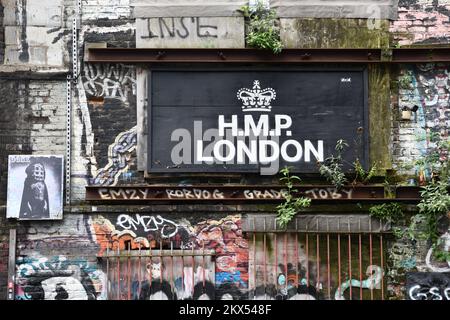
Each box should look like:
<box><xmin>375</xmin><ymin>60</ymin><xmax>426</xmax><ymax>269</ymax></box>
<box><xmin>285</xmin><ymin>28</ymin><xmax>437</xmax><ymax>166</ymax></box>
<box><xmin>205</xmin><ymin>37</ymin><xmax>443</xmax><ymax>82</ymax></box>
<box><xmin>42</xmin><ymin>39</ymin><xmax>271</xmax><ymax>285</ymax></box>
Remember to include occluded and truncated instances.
<box><xmin>82</xmin><ymin>0</ymin><xmax>132</xmax><ymax>21</ymax></box>
<box><xmin>1</xmin><ymin>1</ymin><xmax>450</xmax><ymax>301</ymax></box>
<box><xmin>391</xmin><ymin>0</ymin><xmax>450</xmax><ymax>46</ymax></box>
<box><xmin>391</xmin><ymin>64</ymin><xmax>450</xmax><ymax>175</ymax></box>
<box><xmin>12</xmin><ymin>209</ymin><xmax>248</xmax><ymax>300</ymax></box>
<box><xmin>0</xmin><ymin>79</ymin><xmax>66</xmax><ymax>203</ymax></box>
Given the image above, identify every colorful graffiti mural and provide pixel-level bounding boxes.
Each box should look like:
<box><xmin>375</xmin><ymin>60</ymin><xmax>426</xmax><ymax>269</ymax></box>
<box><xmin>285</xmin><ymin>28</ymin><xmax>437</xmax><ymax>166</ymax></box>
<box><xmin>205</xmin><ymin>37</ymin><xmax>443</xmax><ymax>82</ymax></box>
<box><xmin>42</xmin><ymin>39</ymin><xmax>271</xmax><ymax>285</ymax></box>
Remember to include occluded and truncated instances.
<box><xmin>14</xmin><ymin>214</ymin><xmax>386</xmax><ymax>300</ymax></box>
<box><xmin>395</xmin><ymin>64</ymin><xmax>450</xmax><ymax>172</ymax></box>
<box><xmin>15</xmin><ymin>255</ymin><xmax>107</xmax><ymax>300</ymax></box>
<box><xmin>91</xmin><ymin>214</ymin><xmax>249</xmax><ymax>299</ymax></box>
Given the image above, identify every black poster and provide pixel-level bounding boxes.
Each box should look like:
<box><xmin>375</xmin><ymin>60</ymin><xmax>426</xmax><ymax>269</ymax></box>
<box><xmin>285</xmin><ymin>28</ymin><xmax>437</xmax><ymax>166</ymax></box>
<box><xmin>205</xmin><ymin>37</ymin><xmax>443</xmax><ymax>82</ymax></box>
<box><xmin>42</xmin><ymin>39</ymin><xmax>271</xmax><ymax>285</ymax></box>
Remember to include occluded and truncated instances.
<box><xmin>406</xmin><ymin>272</ymin><xmax>450</xmax><ymax>300</ymax></box>
<box><xmin>148</xmin><ymin>68</ymin><xmax>368</xmax><ymax>174</ymax></box>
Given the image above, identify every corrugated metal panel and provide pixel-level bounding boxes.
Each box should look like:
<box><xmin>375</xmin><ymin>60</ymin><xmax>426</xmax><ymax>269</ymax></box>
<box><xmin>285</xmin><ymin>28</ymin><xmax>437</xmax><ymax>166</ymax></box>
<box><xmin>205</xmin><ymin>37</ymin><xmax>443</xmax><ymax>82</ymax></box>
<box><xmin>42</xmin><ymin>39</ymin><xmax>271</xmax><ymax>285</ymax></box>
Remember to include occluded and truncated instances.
<box><xmin>242</xmin><ymin>214</ymin><xmax>391</xmax><ymax>233</ymax></box>
<box><xmin>131</xmin><ymin>0</ymin><xmax>247</xmax><ymax>18</ymax></box>
<box><xmin>271</xmin><ymin>0</ymin><xmax>398</xmax><ymax>20</ymax></box>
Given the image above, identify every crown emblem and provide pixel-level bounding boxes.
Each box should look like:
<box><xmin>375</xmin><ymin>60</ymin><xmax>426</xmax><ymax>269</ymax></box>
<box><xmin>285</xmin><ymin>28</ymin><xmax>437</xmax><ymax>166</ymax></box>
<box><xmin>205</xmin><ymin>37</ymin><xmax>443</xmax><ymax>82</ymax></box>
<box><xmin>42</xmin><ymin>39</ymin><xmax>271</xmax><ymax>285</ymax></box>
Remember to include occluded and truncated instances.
<box><xmin>237</xmin><ymin>80</ymin><xmax>276</xmax><ymax>112</ymax></box>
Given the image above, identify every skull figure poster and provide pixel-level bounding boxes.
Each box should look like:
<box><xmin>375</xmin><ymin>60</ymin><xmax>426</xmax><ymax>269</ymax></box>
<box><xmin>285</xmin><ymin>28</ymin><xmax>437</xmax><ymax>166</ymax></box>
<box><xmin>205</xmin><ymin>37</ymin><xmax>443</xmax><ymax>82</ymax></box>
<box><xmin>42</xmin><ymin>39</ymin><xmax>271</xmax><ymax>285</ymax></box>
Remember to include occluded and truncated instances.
<box><xmin>7</xmin><ymin>155</ymin><xmax>64</xmax><ymax>220</ymax></box>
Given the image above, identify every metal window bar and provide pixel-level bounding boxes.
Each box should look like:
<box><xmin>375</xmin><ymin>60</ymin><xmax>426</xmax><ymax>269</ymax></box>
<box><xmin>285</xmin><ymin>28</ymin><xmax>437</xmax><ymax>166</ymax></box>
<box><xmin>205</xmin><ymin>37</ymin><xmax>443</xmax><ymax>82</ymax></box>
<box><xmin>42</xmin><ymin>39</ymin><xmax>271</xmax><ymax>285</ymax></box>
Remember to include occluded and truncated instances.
<box><xmin>248</xmin><ymin>230</ymin><xmax>387</xmax><ymax>300</ymax></box>
<box><xmin>101</xmin><ymin>242</ymin><xmax>215</xmax><ymax>300</ymax></box>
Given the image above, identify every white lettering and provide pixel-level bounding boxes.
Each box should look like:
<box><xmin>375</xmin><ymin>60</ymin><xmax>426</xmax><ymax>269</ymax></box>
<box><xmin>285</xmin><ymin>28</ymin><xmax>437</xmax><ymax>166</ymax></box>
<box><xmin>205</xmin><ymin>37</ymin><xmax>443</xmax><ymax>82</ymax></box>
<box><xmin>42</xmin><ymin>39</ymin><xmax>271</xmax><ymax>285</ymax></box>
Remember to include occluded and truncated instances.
<box><xmin>281</xmin><ymin>140</ymin><xmax>303</xmax><ymax>162</ymax></box>
<box><xmin>274</xmin><ymin>115</ymin><xmax>292</xmax><ymax>136</ymax></box>
<box><xmin>305</xmin><ymin>140</ymin><xmax>324</xmax><ymax>162</ymax></box>
<box><xmin>218</xmin><ymin>115</ymin><xmax>238</xmax><ymax>137</ymax></box>
<box><xmin>244</xmin><ymin>114</ymin><xmax>269</xmax><ymax>137</ymax></box>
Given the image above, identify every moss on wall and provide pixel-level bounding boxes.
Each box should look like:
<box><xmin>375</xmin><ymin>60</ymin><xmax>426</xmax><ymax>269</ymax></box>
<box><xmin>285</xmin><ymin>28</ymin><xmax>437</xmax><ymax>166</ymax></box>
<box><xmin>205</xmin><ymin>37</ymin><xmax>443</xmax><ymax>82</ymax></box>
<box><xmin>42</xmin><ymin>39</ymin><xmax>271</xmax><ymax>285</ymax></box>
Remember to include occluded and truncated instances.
<box><xmin>369</xmin><ymin>64</ymin><xmax>392</xmax><ymax>172</ymax></box>
<box><xmin>281</xmin><ymin>18</ymin><xmax>390</xmax><ymax>49</ymax></box>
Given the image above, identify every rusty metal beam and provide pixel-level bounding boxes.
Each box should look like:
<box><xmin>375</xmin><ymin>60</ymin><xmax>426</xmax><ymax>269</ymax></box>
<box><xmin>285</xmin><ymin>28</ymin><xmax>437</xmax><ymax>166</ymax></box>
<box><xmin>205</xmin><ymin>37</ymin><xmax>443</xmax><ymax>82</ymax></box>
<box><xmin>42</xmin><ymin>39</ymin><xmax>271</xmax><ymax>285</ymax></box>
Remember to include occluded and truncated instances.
<box><xmin>392</xmin><ymin>48</ymin><xmax>450</xmax><ymax>63</ymax></box>
<box><xmin>85</xmin><ymin>185</ymin><xmax>422</xmax><ymax>202</ymax></box>
<box><xmin>86</xmin><ymin>48</ymin><xmax>450</xmax><ymax>64</ymax></box>
<box><xmin>87</xmin><ymin>48</ymin><xmax>381</xmax><ymax>63</ymax></box>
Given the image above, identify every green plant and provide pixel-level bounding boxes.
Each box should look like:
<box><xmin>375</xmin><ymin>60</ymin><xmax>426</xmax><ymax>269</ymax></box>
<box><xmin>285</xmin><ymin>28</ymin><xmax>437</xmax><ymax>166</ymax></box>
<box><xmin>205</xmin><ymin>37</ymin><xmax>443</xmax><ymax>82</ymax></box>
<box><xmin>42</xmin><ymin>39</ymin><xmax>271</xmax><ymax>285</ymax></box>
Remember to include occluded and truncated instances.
<box><xmin>417</xmin><ymin>181</ymin><xmax>450</xmax><ymax>243</ymax></box>
<box><xmin>398</xmin><ymin>71</ymin><xmax>414</xmax><ymax>89</ymax></box>
<box><xmin>389</xmin><ymin>132</ymin><xmax>450</xmax><ymax>273</ymax></box>
<box><xmin>318</xmin><ymin>139</ymin><xmax>348</xmax><ymax>189</ymax></box>
<box><xmin>392</xmin><ymin>214</ymin><xmax>427</xmax><ymax>242</ymax></box>
<box><xmin>241</xmin><ymin>1</ymin><xmax>282</xmax><ymax>54</ymax></box>
<box><xmin>276</xmin><ymin>166</ymin><xmax>311</xmax><ymax>228</ymax></box>
<box><xmin>369</xmin><ymin>202</ymin><xmax>404</xmax><ymax>223</ymax></box>
<box><xmin>433</xmin><ymin>236</ymin><xmax>450</xmax><ymax>262</ymax></box>
<box><xmin>353</xmin><ymin>158</ymin><xmax>378</xmax><ymax>184</ymax></box>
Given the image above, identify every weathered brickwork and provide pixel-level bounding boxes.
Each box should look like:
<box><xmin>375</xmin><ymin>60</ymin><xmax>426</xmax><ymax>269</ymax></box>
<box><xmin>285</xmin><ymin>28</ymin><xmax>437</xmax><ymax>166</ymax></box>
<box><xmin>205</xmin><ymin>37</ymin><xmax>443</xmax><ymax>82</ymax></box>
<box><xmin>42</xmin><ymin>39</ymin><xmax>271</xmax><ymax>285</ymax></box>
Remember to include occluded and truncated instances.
<box><xmin>82</xmin><ymin>0</ymin><xmax>132</xmax><ymax>22</ymax></box>
<box><xmin>10</xmin><ymin>210</ymin><xmax>247</xmax><ymax>300</ymax></box>
<box><xmin>391</xmin><ymin>64</ymin><xmax>450</xmax><ymax>173</ymax></box>
<box><xmin>391</xmin><ymin>0</ymin><xmax>450</xmax><ymax>46</ymax></box>
<box><xmin>0</xmin><ymin>80</ymin><xmax>66</xmax><ymax>202</ymax></box>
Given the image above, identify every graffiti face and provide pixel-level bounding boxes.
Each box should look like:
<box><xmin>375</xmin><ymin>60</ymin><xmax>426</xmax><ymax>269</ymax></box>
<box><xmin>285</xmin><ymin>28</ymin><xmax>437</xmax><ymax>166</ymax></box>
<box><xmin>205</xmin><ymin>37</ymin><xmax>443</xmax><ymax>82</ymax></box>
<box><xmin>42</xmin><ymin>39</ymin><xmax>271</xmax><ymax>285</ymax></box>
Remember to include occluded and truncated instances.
<box><xmin>147</xmin><ymin>262</ymin><xmax>162</xmax><ymax>279</ymax></box>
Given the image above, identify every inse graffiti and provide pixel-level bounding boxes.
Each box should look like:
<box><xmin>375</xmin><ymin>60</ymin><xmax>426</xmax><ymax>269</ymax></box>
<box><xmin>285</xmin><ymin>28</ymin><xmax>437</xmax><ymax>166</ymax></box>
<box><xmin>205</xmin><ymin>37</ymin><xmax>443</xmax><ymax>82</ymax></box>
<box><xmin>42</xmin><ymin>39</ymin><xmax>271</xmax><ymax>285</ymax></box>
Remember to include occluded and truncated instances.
<box><xmin>141</xmin><ymin>17</ymin><xmax>218</xmax><ymax>39</ymax></box>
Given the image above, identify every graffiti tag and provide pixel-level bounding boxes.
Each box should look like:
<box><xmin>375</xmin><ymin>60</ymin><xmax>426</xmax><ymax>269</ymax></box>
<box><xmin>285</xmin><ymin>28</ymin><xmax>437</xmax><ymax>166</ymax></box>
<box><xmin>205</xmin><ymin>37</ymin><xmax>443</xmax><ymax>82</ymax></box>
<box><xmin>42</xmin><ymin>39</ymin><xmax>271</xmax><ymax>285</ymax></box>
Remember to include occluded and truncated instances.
<box><xmin>116</xmin><ymin>214</ymin><xmax>179</xmax><ymax>239</ymax></box>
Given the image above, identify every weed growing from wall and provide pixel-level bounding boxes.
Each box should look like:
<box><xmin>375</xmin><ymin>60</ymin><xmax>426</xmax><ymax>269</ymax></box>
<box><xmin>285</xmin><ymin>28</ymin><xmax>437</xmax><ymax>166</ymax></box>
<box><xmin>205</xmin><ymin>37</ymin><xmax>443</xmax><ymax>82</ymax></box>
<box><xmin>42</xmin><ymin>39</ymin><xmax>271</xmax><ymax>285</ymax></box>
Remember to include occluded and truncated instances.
<box><xmin>318</xmin><ymin>139</ymin><xmax>348</xmax><ymax>189</ymax></box>
<box><xmin>276</xmin><ymin>166</ymin><xmax>311</xmax><ymax>228</ymax></box>
<box><xmin>318</xmin><ymin>139</ymin><xmax>379</xmax><ymax>189</ymax></box>
<box><xmin>241</xmin><ymin>1</ymin><xmax>282</xmax><ymax>54</ymax></box>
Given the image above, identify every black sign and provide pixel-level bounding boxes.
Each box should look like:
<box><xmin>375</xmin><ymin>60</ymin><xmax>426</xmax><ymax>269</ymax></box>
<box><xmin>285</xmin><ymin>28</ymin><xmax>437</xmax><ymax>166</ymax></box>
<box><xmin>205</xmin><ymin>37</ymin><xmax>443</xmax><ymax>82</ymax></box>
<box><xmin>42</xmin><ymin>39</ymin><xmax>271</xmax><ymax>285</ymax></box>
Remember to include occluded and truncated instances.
<box><xmin>406</xmin><ymin>272</ymin><xmax>450</xmax><ymax>300</ymax></box>
<box><xmin>148</xmin><ymin>67</ymin><xmax>368</xmax><ymax>174</ymax></box>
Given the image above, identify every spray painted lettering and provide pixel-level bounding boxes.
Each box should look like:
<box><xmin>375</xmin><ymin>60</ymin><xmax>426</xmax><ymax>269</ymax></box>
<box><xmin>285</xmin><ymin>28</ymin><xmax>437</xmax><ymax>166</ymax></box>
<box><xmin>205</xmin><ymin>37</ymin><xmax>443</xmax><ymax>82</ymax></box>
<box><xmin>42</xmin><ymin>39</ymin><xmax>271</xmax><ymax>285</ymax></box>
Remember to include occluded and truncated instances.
<box><xmin>116</xmin><ymin>214</ymin><xmax>179</xmax><ymax>239</ymax></box>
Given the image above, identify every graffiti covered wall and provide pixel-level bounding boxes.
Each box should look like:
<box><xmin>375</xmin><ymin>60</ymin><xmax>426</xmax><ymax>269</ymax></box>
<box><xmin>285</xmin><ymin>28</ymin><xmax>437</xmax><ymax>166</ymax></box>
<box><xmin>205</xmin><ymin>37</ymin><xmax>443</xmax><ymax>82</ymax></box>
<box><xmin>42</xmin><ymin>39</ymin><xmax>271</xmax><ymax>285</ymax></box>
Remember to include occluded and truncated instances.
<box><xmin>392</xmin><ymin>63</ymin><xmax>450</xmax><ymax>172</ymax></box>
<box><xmin>13</xmin><ymin>213</ymin><xmax>250</xmax><ymax>300</ymax></box>
<box><xmin>1</xmin><ymin>0</ymin><xmax>450</xmax><ymax>302</ymax></box>
<box><xmin>13</xmin><ymin>212</ymin><xmax>388</xmax><ymax>300</ymax></box>
<box><xmin>92</xmin><ymin>213</ymin><xmax>249</xmax><ymax>300</ymax></box>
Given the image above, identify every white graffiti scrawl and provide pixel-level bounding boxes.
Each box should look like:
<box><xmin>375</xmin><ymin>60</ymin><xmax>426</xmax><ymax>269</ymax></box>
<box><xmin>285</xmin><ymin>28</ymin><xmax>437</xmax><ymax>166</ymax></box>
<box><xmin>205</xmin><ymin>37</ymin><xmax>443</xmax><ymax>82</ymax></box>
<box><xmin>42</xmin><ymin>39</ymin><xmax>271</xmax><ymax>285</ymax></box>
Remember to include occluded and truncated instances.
<box><xmin>83</xmin><ymin>64</ymin><xmax>136</xmax><ymax>102</ymax></box>
<box><xmin>425</xmin><ymin>230</ymin><xmax>450</xmax><ymax>273</ymax></box>
<box><xmin>334</xmin><ymin>265</ymin><xmax>384</xmax><ymax>300</ymax></box>
<box><xmin>116</xmin><ymin>214</ymin><xmax>179</xmax><ymax>239</ymax></box>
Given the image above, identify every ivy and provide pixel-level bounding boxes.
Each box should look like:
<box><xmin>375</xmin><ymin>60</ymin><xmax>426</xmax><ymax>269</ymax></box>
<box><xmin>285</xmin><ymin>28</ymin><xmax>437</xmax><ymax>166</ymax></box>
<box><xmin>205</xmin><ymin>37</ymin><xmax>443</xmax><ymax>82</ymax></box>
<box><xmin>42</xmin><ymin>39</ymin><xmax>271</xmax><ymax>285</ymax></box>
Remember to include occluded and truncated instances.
<box><xmin>276</xmin><ymin>166</ymin><xmax>311</xmax><ymax>228</ymax></box>
<box><xmin>369</xmin><ymin>202</ymin><xmax>404</xmax><ymax>224</ymax></box>
<box><xmin>397</xmin><ymin>71</ymin><xmax>414</xmax><ymax>90</ymax></box>
<box><xmin>241</xmin><ymin>1</ymin><xmax>282</xmax><ymax>54</ymax></box>
<box><xmin>417</xmin><ymin>181</ymin><xmax>450</xmax><ymax>244</ymax></box>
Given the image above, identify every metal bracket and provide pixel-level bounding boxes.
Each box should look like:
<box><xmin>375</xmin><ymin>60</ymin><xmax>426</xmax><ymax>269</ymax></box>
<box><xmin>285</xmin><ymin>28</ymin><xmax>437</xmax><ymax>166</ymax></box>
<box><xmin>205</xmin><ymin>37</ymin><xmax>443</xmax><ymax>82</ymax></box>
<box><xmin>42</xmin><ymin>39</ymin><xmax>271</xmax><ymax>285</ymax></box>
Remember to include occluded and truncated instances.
<box><xmin>7</xmin><ymin>229</ymin><xmax>16</xmax><ymax>300</ymax></box>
